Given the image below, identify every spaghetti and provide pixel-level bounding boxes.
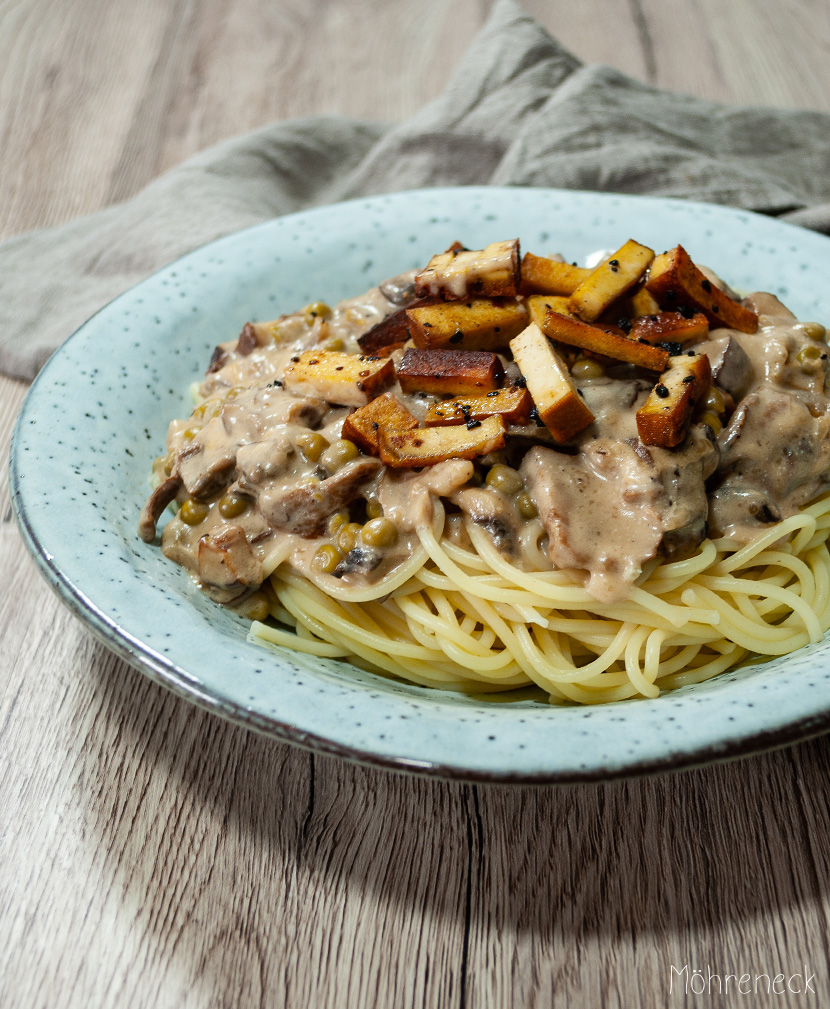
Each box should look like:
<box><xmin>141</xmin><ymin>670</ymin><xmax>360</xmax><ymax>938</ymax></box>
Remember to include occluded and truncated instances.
<box><xmin>251</xmin><ymin>492</ymin><xmax>830</xmax><ymax>703</ymax></box>
<box><xmin>139</xmin><ymin>235</ymin><xmax>830</xmax><ymax>705</ymax></box>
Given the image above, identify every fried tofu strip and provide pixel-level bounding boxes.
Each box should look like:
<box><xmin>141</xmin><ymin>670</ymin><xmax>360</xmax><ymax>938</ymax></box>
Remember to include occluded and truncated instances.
<box><xmin>356</xmin><ymin>306</ymin><xmax>414</xmax><ymax>356</ymax></box>
<box><xmin>622</xmin><ymin>286</ymin><xmax>662</xmax><ymax>318</ymax></box>
<box><xmin>646</xmin><ymin>245</ymin><xmax>758</xmax><ymax>333</ymax></box>
<box><xmin>424</xmin><ymin>386</ymin><xmax>532</xmax><ymax>427</ymax></box>
<box><xmin>396</xmin><ymin>348</ymin><xmax>504</xmax><ymax>396</ymax></box>
<box><xmin>519</xmin><ymin>253</ymin><xmax>592</xmax><ymax>295</ymax></box>
<box><xmin>542</xmin><ymin>310</ymin><xmax>670</xmax><ymax>371</ymax></box>
<box><xmin>283</xmin><ymin>350</ymin><xmax>393</xmax><ymax>406</ymax></box>
<box><xmin>341</xmin><ymin>393</ymin><xmax>418</xmax><ymax>455</ymax></box>
<box><xmin>636</xmin><ymin>353</ymin><xmax>712</xmax><ymax>448</ymax></box>
<box><xmin>414</xmin><ymin>240</ymin><xmax>520</xmax><ymax>300</ymax></box>
<box><xmin>525</xmin><ymin>295</ymin><xmax>576</xmax><ymax>329</ymax></box>
<box><xmin>509</xmin><ymin>323</ymin><xmax>595</xmax><ymax>443</ymax></box>
<box><xmin>406</xmin><ymin>298</ymin><xmax>527</xmax><ymax>351</ymax></box>
<box><xmin>568</xmin><ymin>239</ymin><xmax>655</xmax><ymax>322</ymax></box>
<box><xmin>628</xmin><ymin>311</ymin><xmax>709</xmax><ymax>345</ymax></box>
<box><xmin>379</xmin><ymin>414</ymin><xmax>507</xmax><ymax>468</ymax></box>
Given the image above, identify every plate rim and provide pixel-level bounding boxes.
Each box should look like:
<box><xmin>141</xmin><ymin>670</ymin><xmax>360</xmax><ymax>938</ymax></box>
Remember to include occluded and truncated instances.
<box><xmin>10</xmin><ymin>184</ymin><xmax>830</xmax><ymax>784</ymax></box>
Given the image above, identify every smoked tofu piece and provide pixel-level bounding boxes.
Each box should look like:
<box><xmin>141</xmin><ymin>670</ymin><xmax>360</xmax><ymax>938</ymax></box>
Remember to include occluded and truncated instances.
<box><xmin>622</xmin><ymin>286</ymin><xmax>662</xmax><ymax>318</ymax></box>
<box><xmin>396</xmin><ymin>348</ymin><xmax>504</xmax><ymax>396</ymax></box>
<box><xmin>519</xmin><ymin>253</ymin><xmax>592</xmax><ymax>295</ymax></box>
<box><xmin>406</xmin><ymin>298</ymin><xmax>527</xmax><ymax>351</ymax></box>
<box><xmin>628</xmin><ymin>311</ymin><xmax>709</xmax><ymax>345</ymax></box>
<box><xmin>414</xmin><ymin>240</ymin><xmax>520</xmax><ymax>300</ymax></box>
<box><xmin>356</xmin><ymin>306</ymin><xmax>414</xmax><ymax>356</ymax></box>
<box><xmin>568</xmin><ymin>239</ymin><xmax>655</xmax><ymax>322</ymax></box>
<box><xmin>509</xmin><ymin>323</ymin><xmax>595</xmax><ymax>443</ymax></box>
<box><xmin>424</xmin><ymin>385</ymin><xmax>533</xmax><ymax>427</ymax></box>
<box><xmin>525</xmin><ymin>295</ymin><xmax>575</xmax><ymax>329</ymax></box>
<box><xmin>283</xmin><ymin>350</ymin><xmax>393</xmax><ymax>407</ymax></box>
<box><xmin>379</xmin><ymin>414</ymin><xmax>507</xmax><ymax>468</ymax></box>
<box><xmin>341</xmin><ymin>393</ymin><xmax>418</xmax><ymax>455</ymax></box>
<box><xmin>543</xmin><ymin>310</ymin><xmax>670</xmax><ymax>371</ymax></box>
<box><xmin>645</xmin><ymin>245</ymin><xmax>758</xmax><ymax>333</ymax></box>
<box><xmin>636</xmin><ymin>353</ymin><xmax>712</xmax><ymax>448</ymax></box>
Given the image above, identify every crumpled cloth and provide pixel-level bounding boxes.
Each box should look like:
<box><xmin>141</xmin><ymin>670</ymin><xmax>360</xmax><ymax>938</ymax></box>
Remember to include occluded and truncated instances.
<box><xmin>3</xmin><ymin>0</ymin><xmax>830</xmax><ymax>380</ymax></box>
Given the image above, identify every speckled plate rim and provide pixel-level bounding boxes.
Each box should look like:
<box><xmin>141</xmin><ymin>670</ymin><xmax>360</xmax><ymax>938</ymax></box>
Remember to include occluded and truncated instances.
<box><xmin>10</xmin><ymin>186</ymin><xmax>830</xmax><ymax>784</ymax></box>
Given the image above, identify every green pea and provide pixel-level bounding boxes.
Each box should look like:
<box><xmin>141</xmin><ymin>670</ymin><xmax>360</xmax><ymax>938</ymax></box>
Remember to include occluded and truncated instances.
<box><xmin>218</xmin><ymin>493</ymin><xmax>248</xmax><ymax>519</ymax></box>
<box><xmin>797</xmin><ymin>344</ymin><xmax>823</xmax><ymax>364</ymax></box>
<box><xmin>311</xmin><ymin>544</ymin><xmax>342</xmax><ymax>574</ymax></box>
<box><xmin>365</xmin><ymin>498</ymin><xmax>383</xmax><ymax>520</ymax></box>
<box><xmin>305</xmin><ymin>302</ymin><xmax>331</xmax><ymax>325</ymax></box>
<box><xmin>516</xmin><ymin>492</ymin><xmax>538</xmax><ymax>519</ymax></box>
<box><xmin>328</xmin><ymin>511</ymin><xmax>349</xmax><ymax>536</ymax></box>
<box><xmin>296</xmin><ymin>431</ymin><xmax>329</xmax><ymax>462</ymax></box>
<box><xmin>799</xmin><ymin>322</ymin><xmax>826</xmax><ymax>341</ymax></box>
<box><xmin>485</xmin><ymin>464</ymin><xmax>523</xmax><ymax>496</ymax></box>
<box><xmin>337</xmin><ymin>522</ymin><xmax>363</xmax><ymax>553</ymax></box>
<box><xmin>700</xmin><ymin>411</ymin><xmax>723</xmax><ymax>435</ymax></box>
<box><xmin>320</xmin><ymin>439</ymin><xmax>360</xmax><ymax>473</ymax></box>
<box><xmin>703</xmin><ymin>386</ymin><xmax>725</xmax><ymax>415</ymax></box>
<box><xmin>571</xmin><ymin>357</ymin><xmax>605</xmax><ymax>379</ymax></box>
<box><xmin>361</xmin><ymin>517</ymin><xmax>397</xmax><ymax>548</ymax></box>
<box><xmin>180</xmin><ymin>499</ymin><xmax>209</xmax><ymax>525</ymax></box>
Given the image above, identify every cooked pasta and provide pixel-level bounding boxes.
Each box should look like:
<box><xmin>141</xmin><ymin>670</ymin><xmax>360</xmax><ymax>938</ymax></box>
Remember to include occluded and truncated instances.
<box><xmin>250</xmin><ymin>492</ymin><xmax>830</xmax><ymax>703</ymax></box>
<box><xmin>140</xmin><ymin>235</ymin><xmax>830</xmax><ymax>705</ymax></box>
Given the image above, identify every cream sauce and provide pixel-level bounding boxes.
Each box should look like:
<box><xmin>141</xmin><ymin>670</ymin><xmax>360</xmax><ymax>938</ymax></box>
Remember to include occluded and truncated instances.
<box><xmin>141</xmin><ymin>272</ymin><xmax>830</xmax><ymax>608</ymax></box>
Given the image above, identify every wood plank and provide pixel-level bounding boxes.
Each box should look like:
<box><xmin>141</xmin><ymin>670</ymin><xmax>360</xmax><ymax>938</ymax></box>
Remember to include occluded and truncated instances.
<box><xmin>2</xmin><ymin>1</ymin><xmax>830</xmax><ymax>1007</ymax></box>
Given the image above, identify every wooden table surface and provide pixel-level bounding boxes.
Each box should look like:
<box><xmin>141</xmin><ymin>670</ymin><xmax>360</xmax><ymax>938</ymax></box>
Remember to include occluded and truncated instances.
<box><xmin>3</xmin><ymin>2</ymin><xmax>830</xmax><ymax>1006</ymax></box>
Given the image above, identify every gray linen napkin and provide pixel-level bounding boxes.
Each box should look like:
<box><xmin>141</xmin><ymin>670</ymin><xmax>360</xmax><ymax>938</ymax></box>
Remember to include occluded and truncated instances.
<box><xmin>3</xmin><ymin>0</ymin><xmax>830</xmax><ymax>381</ymax></box>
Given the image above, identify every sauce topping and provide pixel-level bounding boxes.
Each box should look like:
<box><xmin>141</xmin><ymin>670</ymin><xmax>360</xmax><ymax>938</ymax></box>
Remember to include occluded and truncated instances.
<box><xmin>140</xmin><ymin>245</ymin><xmax>830</xmax><ymax>610</ymax></box>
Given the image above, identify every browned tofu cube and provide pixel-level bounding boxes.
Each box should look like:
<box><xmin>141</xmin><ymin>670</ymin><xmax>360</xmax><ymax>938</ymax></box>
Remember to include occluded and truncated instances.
<box><xmin>525</xmin><ymin>294</ymin><xmax>576</xmax><ymax>328</ymax></box>
<box><xmin>424</xmin><ymin>385</ymin><xmax>533</xmax><ymax>427</ymax></box>
<box><xmin>520</xmin><ymin>253</ymin><xmax>593</xmax><ymax>295</ymax></box>
<box><xmin>406</xmin><ymin>298</ymin><xmax>527</xmax><ymax>351</ymax></box>
<box><xmin>396</xmin><ymin>348</ymin><xmax>504</xmax><ymax>396</ymax></box>
<box><xmin>636</xmin><ymin>353</ymin><xmax>712</xmax><ymax>448</ymax></box>
<box><xmin>283</xmin><ymin>350</ymin><xmax>393</xmax><ymax>406</ymax></box>
<box><xmin>542</xmin><ymin>311</ymin><xmax>670</xmax><ymax>371</ymax></box>
<box><xmin>414</xmin><ymin>240</ymin><xmax>520</xmax><ymax>300</ymax></box>
<box><xmin>623</xmin><ymin>286</ymin><xmax>662</xmax><ymax>317</ymax></box>
<box><xmin>646</xmin><ymin>245</ymin><xmax>758</xmax><ymax>333</ymax></box>
<box><xmin>378</xmin><ymin>415</ymin><xmax>507</xmax><ymax>468</ymax></box>
<box><xmin>509</xmin><ymin>323</ymin><xmax>595</xmax><ymax>443</ymax></box>
<box><xmin>341</xmin><ymin>393</ymin><xmax>419</xmax><ymax>455</ymax></box>
<box><xmin>628</xmin><ymin>311</ymin><xmax>709</xmax><ymax>345</ymax></box>
<box><xmin>568</xmin><ymin>239</ymin><xmax>655</xmax><ymax>322</ymax></box>
<box><xmin>356</xmin><ymin>306</ymin><xmax>414</xmax><ymax>356</ymax></box>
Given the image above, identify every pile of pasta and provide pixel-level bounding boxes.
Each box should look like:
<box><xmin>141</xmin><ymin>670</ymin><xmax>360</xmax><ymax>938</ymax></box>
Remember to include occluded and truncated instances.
<box><xmin>253</xmin><ymin>494</ymin><xmax>830</xmax><ymax>703</ymax></box>
<box><xmin>240</xmin><ymin>234</ymin><xmax>830</xmax><ymax>703</ymax></box>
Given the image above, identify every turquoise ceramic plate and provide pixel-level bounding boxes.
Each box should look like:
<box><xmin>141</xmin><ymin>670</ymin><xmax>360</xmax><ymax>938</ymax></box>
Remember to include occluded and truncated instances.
<box><xmin>11</xmin><ymin>187</ymin><xmax>830</xmax><ymax>782</ymax></box>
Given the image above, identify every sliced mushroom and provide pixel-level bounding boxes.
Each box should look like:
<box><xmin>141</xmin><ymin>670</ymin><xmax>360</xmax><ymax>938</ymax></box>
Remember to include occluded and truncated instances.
<box><xmin>258</xmin><ymin>458</ymin><xmax>382</xmax><ymax>536</ymax></box>
<box><xmin>138</xmin><ymin>475</ymin><xmax>181</xmax><ymax>543</ymax></box>
<box><xmin>198</xmin><ymin>525</ymin><xmax>263</xmax><ymax>591</ymax></box>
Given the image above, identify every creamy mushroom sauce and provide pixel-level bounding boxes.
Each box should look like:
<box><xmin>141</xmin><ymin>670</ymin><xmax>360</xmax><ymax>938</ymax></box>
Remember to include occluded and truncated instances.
<box><xmin>140</xmin><ymin>273</ymin><xmax>830</xmax><ymax>611</ymax></box>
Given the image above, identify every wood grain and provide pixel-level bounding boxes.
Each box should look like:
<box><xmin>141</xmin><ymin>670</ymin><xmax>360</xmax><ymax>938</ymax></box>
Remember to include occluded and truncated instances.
<box><xmin>2</xmin><ymin>1</ymin><xmax>830</xmax><ymax>1007</ymax></box>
